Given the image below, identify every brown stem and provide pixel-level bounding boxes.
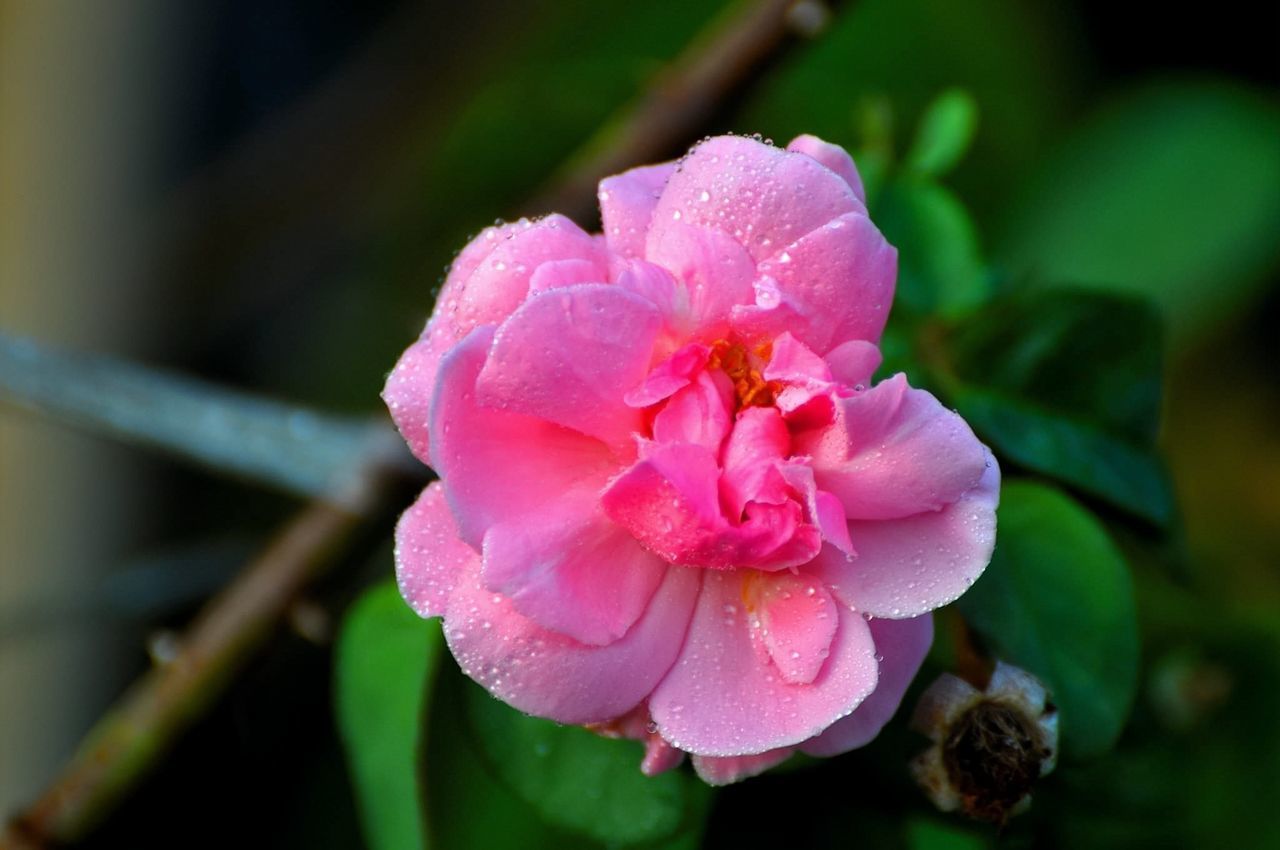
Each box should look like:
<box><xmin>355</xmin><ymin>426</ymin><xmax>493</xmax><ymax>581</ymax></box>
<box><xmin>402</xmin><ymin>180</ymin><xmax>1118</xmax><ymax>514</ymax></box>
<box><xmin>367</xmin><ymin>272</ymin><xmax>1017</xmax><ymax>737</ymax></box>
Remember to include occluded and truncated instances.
<box><xmin>522</xmin><ymin>0</ymin><xmax>841</xmax><ymax>221</ymax></box>
<box><xmin>3</xmin><ymin>482</ymin><xmax>391</xmax><ymax>848</ymax></box>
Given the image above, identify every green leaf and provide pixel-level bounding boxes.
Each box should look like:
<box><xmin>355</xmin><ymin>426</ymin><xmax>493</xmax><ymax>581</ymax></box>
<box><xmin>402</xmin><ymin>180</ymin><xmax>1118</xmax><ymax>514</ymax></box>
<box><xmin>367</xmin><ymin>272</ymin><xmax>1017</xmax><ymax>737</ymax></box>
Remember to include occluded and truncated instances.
<box><xmin>938</xmin><ymin>288</ymin><xmax>1173</xmax><ymax>525</ymax></box>
<box><xmin>463</xmin><ymin>682</ymin><xmax>696</xmax><ymax>846</ymax></box>
<box><xmin>335</xmin><ymin>582</ymin><xmax>442</xmax><ymax>850</ymax></box>
<box><xmin>997</xmin><ymin>80</ymin><xmax>1280</xmax><ymax>347</ymax></box>
<box><xmin>425</xmin><ymin>670</ymin><xmax>711</xmax><ymax>850</ymax></box>
<box><xmin>905</xmin><ymin>89</ymin><xmax>979</xmax><ymax>177</ymax></box>
<box><xmin>958</xmin><ymin>481</ymin><xmax>1139</xmax><ymax>759</ymax></box>
<box><xmin>875</xmin><ymin>179</ymin><xmax>990</xmax><ymax>317</ymax></box>
<box><xmin>906</xmin><ymin>817</ymin><xmax>990</xmax><ymax>850</ymax></box>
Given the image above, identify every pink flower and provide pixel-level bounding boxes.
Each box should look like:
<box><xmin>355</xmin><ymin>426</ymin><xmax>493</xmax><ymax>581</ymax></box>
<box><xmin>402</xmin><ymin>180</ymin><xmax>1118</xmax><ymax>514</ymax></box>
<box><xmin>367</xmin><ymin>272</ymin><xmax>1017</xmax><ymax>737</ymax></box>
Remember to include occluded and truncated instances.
<box><xmin>385</xmin><ymin>134</ymin><xmax>999</xmax><ymax>785</ymax></box>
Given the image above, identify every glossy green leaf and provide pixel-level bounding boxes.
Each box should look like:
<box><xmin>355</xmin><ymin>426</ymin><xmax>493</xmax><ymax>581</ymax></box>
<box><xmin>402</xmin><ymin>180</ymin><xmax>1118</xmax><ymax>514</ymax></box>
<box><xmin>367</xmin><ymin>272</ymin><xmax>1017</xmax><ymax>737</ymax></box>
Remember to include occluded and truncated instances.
<box><xmin>939</xmin><ymin>288</ymin><xmax>1173</xmax><ymax>524</ymax></box>
<box><xmin>997</xmin><ymin>80</ymin><xmax>1280</xmax><ymax>346</ymax></box>
<box><xmin>958</xmin><ymin>482</ymin><xmax>1139</xmax><ymax>759</ymax></box>
<box><xmin>875</xmin><ymin>179</ymin><xmax>990</xmax><ymax>317</ymax></box>
<box><xmin>336</xmin><ymin>582</ymin><xmax>442</xmax><ymax>850</ymax></box>
<box><xmin>904</xmin><ymin>89</ymin><xmax>978</xmax><ymax>177</ymax></box>
<box><xmin>463</xmin><ymin>681</ymin><xmax>696</xmax><ymax>846</ymax></box>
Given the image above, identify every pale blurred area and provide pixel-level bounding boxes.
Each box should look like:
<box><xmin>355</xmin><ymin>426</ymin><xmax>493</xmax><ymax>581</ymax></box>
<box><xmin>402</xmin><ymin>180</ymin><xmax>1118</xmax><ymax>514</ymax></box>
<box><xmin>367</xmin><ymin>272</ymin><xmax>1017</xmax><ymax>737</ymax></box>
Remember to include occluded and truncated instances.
<box><xmin>0</xmin><ymin>0</ymin><xmax>181</xmax><ymax>812</ymax></box>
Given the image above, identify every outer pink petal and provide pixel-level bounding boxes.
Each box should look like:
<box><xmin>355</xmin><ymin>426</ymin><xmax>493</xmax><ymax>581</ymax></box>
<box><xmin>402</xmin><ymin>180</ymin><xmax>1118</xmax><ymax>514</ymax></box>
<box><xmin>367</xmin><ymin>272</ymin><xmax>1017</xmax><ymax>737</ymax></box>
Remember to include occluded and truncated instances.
<box><xmin>649</xmin><ymin>136</ymin><xmax>864</xmax><ymax>263</ymax></box>
<box><xmin>444</xmin><ymin>557</ymin><xmax>702</xmax><ymax>725</ymax></box>
<box><xmin>449</xmin><ymin>214</ymin><xmax>606</xmax><ymax>332</ymax></box>
<box><xmin>734</xmin><ymin>212</ymin><xmax>897</xmax><ymax>353</ymax></box>
<box><xmin>431</xmin><ymin>327</ymin><xmax>617</xmax><ymax>549</ymax></box>
<box><xmin>476</xmin><ymin>284</ymin><xmax>662</xmax><ymax>450</ymax></box>
<box><xmin>382</xmin><ymin>217</ymin><xmax>604</xmax><ymax>466</ymax></box>
<box><xmin>384</xmin><ymin>333</ymin><xmax>452</xmax><ymax>465</ymax></box>
<box><xmin>599</xmin><ymin>162</ymin><xmax>676</xmax><ymax>260</ymax></box>
<box><xmin>649</xmin><ymin>570</ymin><xmax>878</xmax><ymax>756</ymax></box>
<box><xmin>809</xmin><ymin>451</ymin><xmax>1000</xmax><ymax>618</ymax></box>
<box><xmin>394</xmin><ymin>481</ymin><xmax>472</xmax><ymax>618</ymax></box>
<box><xmin>527</xmin><ymin>258</ymin><xmax>606</xmax><ymax>294</ymax></box>
<box><xmin>787</xmin><ymin>134</ymin><xmax>867</xmax><ymax>204</ymax></box>
<box><xmin>800</xmin><ymin>614</ymin><xmax>933</xmax><ymax>756</ymax></box>
<box><xmin>481</xmin><ymin>491</ymin><xmax>668</xmax><ymax>646</ymax></box>
<box><xmin>645</xmin><ymin>221</ymin><xmax>756</xmax><ymax>335</ymax></box>
<box><xmin>691</xmin><ymin>749</ymin><xmax>794</xmax><ymax>786</ymax></box>
<box><xmin>797</xmin><ymin>374</ymin><xmax>988</xmax><ymax>520</ymax></box>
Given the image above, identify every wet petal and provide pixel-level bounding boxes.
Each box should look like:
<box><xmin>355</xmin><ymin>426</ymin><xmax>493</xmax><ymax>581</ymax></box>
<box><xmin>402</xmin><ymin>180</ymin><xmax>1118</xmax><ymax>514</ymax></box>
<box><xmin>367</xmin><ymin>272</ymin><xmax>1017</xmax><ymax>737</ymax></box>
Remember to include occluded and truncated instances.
<box><xmin>476</xmin><ymin>284</ymin><xmax>662</xmax><ymax>450</ymax></box>
<box><xmin>809</xmin><ymin>452</ymin><xmax>1000</xmax><ymax>618</ymax></box>
<box><xmin>649</xmin><ymin>570</ymin><xmax>878</xmax><ymax>756</ymax></box>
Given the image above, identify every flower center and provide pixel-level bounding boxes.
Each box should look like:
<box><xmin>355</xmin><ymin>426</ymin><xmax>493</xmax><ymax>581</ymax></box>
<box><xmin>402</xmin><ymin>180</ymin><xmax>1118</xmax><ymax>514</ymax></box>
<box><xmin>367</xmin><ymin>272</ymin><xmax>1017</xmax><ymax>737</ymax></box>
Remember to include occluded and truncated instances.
<box><xmin>707</xmin><ymin>339</ymin><xmax>782</xmax><ymax>410</ymax></box>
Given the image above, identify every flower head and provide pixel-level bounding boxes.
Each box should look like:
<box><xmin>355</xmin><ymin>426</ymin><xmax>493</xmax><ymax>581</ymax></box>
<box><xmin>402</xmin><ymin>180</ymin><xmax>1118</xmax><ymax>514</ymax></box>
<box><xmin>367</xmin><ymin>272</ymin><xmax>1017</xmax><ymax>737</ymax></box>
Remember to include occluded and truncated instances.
<box><xmin>910</xmin><ymin>662</ymin><xmax>1059</xmax><ymax>823</ymax></box>
<box><xmin>385</xmin><ymin>134</ymin><xmax>999</xmax><ymax>784</ymax></box>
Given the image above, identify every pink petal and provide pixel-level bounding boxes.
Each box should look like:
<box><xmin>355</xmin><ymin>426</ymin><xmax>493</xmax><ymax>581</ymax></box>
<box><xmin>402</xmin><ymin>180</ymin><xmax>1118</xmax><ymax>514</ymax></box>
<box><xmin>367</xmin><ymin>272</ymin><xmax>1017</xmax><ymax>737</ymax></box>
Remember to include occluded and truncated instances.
<box><xmin>645</xmin><ymin>221</ymin><xmax>756</xmax><ymax>335</ymax></box>
<box><xmin>797</xmin><ymin>374</ymin><xmax>988</xmax><ymax>520</ymax></box>
<box><xmin>431</xmin><ymin>327</ymin><xmax>618</xmax><ymax>549</ymax></box>
<box><xmin>602</xmin><ymin>442</ymin><xmax>817</xmax><ymax>571</ymax></box>
<box><xmin>649</xmin><ymin>570</ymin><xmax>878</xmax><ymax>756</ymax></box>
<box><xmin>443</xmin><ymin>556</ymin><xmax>701</xmax><ymax>725</ymax></box>
<box><xmin>382</xmin><ymin>217</ymin><xmax>605</xmax><ymax>466</ymax></box>
<box><xmin>642</xmin><ymin>737</ymin><xmax>687</xmax><ymax>776</ymax></box>
<box><xmin>777</xmin><ymin>462</ymin><xmax>855</xmax><ymax>556</ymax></box>
<box><xmin>652</xmin><ymin>370</ymin><xmax>734</xmax><ymax>451</ymax></box>
<box><xmin>623</xmin><ymin>340</ymin><xmax>709</xmax><ymax>408</ymax></box>
<box><xmin>481</xmin><ymin>491</ymin><xmax>668</xmax><ymax>646</ymax></box>
<box><xmin>394</xmin><ymin>481</ymin><xmax>472</xmax><ymax>618</ymax></box>
<box><xmin>809</xmin><ymin>451</ymin><xmax>1000</xmax><ymax>618</ymax></box>
<box><xmin>691</xmin><ymin>748</ymin><xmax>794</xmax><ymax>786</ymax></box>
<box><xmin>787</xmin><ymin>134</ymin><xmax>867</xmax><ymax>204</ymax></box>
<box><xmin>476</xmin><ymin>284</ymin><xmax>662</xmax><ymax>450</ymax></box>
<box><xmin>527</xmin><ymin>258</ymin><xmax>606</xmax><ymax>294</ymax></box>
<box><xmin>599</xmin><ymin>162</ymin><xmax>675</xmax><ymax>260</ymax></box>
<box><xmin>824</xmin><ymin>339</ymin><xmax>882</xmax><ymax>388</ymax></box>
<box><xmin>763</xmin><ymin>332</ymin><xmax>833</xmax><ymax>385</ymax></box>
<box><xmin>719</xmin><ymin>406</ymin><xmax>791</xmax><ymax>517</ymax></box>
<box><xmin>447</xmin><ymin>215</ymin><xmax>607</xmax><ymax>336</ymax></box>
<box><xmin>383</xmin><ymin>333</ymin><xmax>452</xmax><ymax>466</ymax></box>
<box><xmin>752</xmin><ymin>571</ymin><xmax>840</xmax><ymax>685</ymax></box>
<box><xmin>734</xmin><ymin>212</ymin><xmax>897</xmax><ymax>353</ymax></box>
<box><xmin>649</xmin><ymin>136</ymin><xmax>864</xmax><ymax>263</ymax></box>
<box><xmin>800</xmin><ymin>614</ymin><xmax>934</xmax><ymax>756</ymax></box>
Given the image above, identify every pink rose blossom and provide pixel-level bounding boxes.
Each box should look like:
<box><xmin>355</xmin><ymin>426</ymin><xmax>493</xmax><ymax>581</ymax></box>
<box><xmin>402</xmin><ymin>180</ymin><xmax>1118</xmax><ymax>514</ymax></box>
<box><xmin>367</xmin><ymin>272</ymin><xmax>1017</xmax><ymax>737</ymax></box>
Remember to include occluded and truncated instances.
<box><xmin>385</xmin><ymin>134</ymin><xmax>999</xmax><ymax>785</ymax></box>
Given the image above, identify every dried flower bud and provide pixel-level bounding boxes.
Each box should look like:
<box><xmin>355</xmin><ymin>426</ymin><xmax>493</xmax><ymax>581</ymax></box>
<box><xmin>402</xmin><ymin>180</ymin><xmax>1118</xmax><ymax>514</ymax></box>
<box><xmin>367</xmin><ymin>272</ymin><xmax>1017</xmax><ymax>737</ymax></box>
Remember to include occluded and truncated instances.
<box><xmin>910</xmin><ymin>661</ymin><xmax>1058</xmax><ymax>825</ymax></box>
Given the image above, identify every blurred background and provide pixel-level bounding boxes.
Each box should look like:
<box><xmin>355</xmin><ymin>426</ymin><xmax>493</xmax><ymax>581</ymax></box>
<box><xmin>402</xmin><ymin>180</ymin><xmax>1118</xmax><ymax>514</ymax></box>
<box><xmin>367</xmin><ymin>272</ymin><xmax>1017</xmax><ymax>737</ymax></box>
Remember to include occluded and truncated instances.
<box><xmin>1</xmin><ymin>0</ymin><xmax>1276</xmax><ymax>847</ymax></box>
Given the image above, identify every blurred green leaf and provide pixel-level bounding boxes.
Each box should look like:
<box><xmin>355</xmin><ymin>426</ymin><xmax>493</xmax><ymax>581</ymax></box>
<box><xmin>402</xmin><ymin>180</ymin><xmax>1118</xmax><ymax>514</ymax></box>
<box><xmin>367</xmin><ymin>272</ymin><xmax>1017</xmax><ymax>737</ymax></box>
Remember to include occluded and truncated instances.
<box><xmin>997</xmin><ymin>80</ymin><xmax>1280</xmax><ymax>347</ymax></box>
<box><xmin>906</xmin><ymin>817</ymin><xmax>990</xmax><ymax>850</ymax></box>
<box><xmin>738</xmin><ymin>0</ymin><xmax>1082</xmax><ymax>224</ymax></box>
<box><xmin>875</xmin><ymin>179</ymin><xmax>990</xmax><ymax>317</ymax></box>
<box><xmin>463</xmin><ymin>683</ymin><xmax>695</xmax><ymax>846</ymax></box>
<box><xmin>426</xmin><ymin>670</ymin><xmax>709</xmax><ymax>850</ymax></box>
<box><xmin>938</xmin><ymin>288</ymin><xmax>1173</xmax><ymax>524</ymax></box>
<box><xmin>904</xmin><ymin>89</ymin><xmax>978</xmax><ymax>177</ymax></box>
<box><xmin>336</xmin><ymin>583</ymin><xmax>442</xmax><ymax>850</ymax></box>
<box><xmin>958</xmin><ymin>482</ymin><xmax>1139</xmax><ymax>759</ymax></box>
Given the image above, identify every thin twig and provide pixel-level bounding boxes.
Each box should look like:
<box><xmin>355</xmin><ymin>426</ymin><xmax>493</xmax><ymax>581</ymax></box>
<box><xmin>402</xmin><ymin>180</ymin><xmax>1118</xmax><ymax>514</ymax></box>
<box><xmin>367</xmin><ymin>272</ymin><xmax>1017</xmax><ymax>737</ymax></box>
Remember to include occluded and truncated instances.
<box><xmin>0</xmin><ymin>331</ymin><xmax>414</xmax><ymax>507</ymax></box>
<box><xmin>523</xmin><ymin>0</ymin><xmax>838</xmax><ymax>221</ymax></box>
<box><xmin>2</xmin><ymin>488</ymin><xmax>389</xmax><ymax>848</ymax></box>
